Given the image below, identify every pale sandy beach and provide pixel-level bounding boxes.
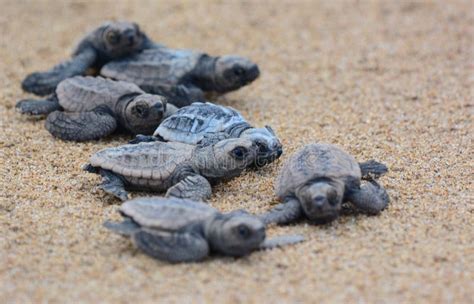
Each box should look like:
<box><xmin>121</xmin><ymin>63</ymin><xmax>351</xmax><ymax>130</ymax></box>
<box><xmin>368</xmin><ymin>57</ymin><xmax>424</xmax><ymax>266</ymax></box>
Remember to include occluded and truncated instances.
<box><xmin>0</xmin><ymin>1</ymin><xmax>473</xmax><ymax>302</ymax></box>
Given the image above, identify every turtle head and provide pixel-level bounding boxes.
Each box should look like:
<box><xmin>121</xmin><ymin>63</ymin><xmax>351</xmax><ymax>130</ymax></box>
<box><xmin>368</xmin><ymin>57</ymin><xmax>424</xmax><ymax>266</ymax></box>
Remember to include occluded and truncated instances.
<box><xmin>213</xmin><ymin>55</ymin><xmax>260</xmax><ymax>92</ymax></box>
<box><xmin>96</xmin><ymin>21</ymin><xmax>147</xmax><ymax>58</ymax></box>
<box><xmin>296</xmin><ymin>179</ymin><xmax>344</xmax><ymax>224</ymax></box>
<box><xmin>124</xmin><ymin>93</ymin><xmax>167</xmax><ymax>135</ymax></box>
<box><xmin>201</xmin><ymin>138</ymin><xmax>257</xmax><ymax>178</ymax></box>
<box><xmin>242</xmin><ymin>125</ymin><xmax>283</xmax><ymax>167</ymax></box>
<box><xmin>206</xmin><ymin>210</ymin><xmax>266</xmax><ymax>256</ymax></box>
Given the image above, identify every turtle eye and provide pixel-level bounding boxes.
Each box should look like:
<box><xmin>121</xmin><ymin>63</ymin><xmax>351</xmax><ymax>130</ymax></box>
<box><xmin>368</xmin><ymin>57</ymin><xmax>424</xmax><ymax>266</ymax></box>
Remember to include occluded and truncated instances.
<box><xmin>236</xmin><ymin>224</ymin><xmax>251</xmax><ymax>239</ymax></box>
<box><xmin>233</xmin><ymin>66</ymin><xmax>245</xmax><ymax>77</ymax></box>
<box><xmin>132</xmin><ymin>103</ymin><xmax>150</xmax><ymax>118</ymax></box>
<box><xmin>106</xmin><ymin>30</ymin><xmax>120</xmax><ymax>44</ymax></box>
<box><xmin>230</xmin><ymin>146</ymin><xmax>247</xmax><ymax>160</ymax></box>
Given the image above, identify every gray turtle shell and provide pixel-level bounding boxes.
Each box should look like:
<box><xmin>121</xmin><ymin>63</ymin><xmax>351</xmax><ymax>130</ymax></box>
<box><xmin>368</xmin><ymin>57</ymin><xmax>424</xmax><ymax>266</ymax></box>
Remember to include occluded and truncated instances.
<box><xmin>89</xmin><ymin>141</ymin><xmax>194</xmax><ymax>180</ymax></box>
<box><xmin>56</xmin><ymin>76</ymin><xmax>144</xmax><ymax>112</ymax></box>
<box><xmin>120</xmin><ymin>197</ymin><xmax>217</xmax><ymax>231</ymax></box>
<box><xmin>100</xmin><ymin>47</ymin><xmax>203</xmax><ymax>87</ymax></box>
<box><xmin>276</xmin><ymin>143</ymin><xmax>361</xmax><ymax>199</ymax></box>
<box><xmin>155</xmin><ymin>102</ymin><xmax>247</xmax><ymax>144</ymax></box>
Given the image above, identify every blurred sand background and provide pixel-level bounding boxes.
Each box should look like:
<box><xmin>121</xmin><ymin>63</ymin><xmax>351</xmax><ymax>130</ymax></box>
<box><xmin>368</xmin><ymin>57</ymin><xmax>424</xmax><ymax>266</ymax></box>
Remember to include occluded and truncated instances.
<box><xmin>0</xmin><ymin>0</ymin><xmax>473</xmax><ymax>303</ymax></box>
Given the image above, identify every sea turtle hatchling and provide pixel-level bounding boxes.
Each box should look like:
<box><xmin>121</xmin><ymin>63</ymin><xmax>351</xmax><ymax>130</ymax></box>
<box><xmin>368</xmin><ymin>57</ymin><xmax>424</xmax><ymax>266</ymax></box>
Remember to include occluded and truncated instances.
<box><xmin>84</xmin><ymin>138</ymin><xmax>258</xmax><ymax>201</ymax></box>
<box><xmin>260</xmin><ymin>143</ymin><xmax>390</xmax><ymax>225</ymax></box>
<box><xmin>16</xmin><ymin>76</ymin><xmax>174</xmax><ymax>141</ymax></box>
<box><xmin>104</xmin><ymin>197</ymin><xmax>305</xmax><ymax>263</ymax></box>
<box><xmin>22</xmin><ymin>21</ymin><xmax>156</xmax><ymax>96</ymax></box>
<box><xmin>131</xmin><ymin>102</ymin><xmax>283</xmax><ymax>167</ymax></box>
<box><xmin>100</xmin><ymin>46</ymin><xmax>260</xmax><ymax>106</ymax></box>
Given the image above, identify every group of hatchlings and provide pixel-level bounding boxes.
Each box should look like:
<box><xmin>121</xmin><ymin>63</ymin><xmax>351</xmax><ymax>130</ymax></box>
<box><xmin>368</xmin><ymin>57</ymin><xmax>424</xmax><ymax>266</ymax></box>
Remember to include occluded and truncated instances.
<box><xmin>16</xmin><ymin>21</ymin><xmax>390</xmax><ymax>263</ymax></box>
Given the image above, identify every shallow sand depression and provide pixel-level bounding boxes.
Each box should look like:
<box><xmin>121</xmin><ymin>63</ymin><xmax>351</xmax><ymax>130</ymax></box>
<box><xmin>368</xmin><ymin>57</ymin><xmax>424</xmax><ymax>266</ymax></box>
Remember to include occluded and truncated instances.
<box><xmin>0</xmin><ymin>1</ymin><xmax>473</xmax><ymax>303</ymax></box>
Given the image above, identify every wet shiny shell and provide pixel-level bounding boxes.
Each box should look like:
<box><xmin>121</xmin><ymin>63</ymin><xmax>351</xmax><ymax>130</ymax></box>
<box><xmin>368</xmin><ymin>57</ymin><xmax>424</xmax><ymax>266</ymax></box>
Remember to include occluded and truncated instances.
<box><xmin>120</xmin><ymin>197</ymin><xmax>217</xmax><ymax>230</ymax></box>
<box><xmin>56</xmin><ymin>76</ymin><xmax>143</xmax><ymax>112</ymax></box>
<box><xmin>276</xmin><ymin>143</ymin><xmax>361</xmax><ymax>199</ymax></box>
<box><xmin>155</xmin><ymin>102</ymin><xmax>246</xmax><ymax>144</ymax></box>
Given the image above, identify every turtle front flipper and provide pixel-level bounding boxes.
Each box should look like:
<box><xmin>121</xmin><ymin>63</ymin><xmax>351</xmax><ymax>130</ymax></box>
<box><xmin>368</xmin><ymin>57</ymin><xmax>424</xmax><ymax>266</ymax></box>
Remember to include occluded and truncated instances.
<box><xmin>346</xmin><ymin>180</ymin><xmax>390</xmax><ymax>214</ymax></box>
<box><xmin>132</xmin><ymin>229</ymin><xmax>209</xmax><ymax>263</ymax></box>
<box><xmin>45</xmin><ymin>106</ymin><xmax>117</xmax><ymax>141</ymax></box>
<box><xmin>359</xmin><ymin>160</ymin><xmax>388</xmax><ymax>180</ymax></box>
<box><xmin>16</xmin><ymin>94</ymin><xmax>61</xmax><ymax>116</ymax></box>
<box><xmin>259</xmin><ymin>234</ymin><xmax>305</xmax><ymax>250</ymax></box>
<box><xmin>165</xmin><ymin>175</ymin><xmax>212</xmax><ymax>202</ymax></box>
<box><xmin>259</xmin><ymin>197</ymin><xmax>303</xmax><ymax>226</ymax></box>
<box><xmin>22</xmin><ymin>47</ymin><xmax>97</xmax><ymax>96</ymax></box>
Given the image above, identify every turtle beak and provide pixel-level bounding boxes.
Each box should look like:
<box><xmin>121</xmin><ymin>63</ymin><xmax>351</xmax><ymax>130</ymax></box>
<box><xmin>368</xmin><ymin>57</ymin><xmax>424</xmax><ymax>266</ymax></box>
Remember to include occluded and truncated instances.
<box><xmin>276</xmin><ymin>146</ymin><xmax>283</xmax><ymax>158</ymax></box>
<box><xmin>124</xmin><ymin>30</ymin><xmax>137</xmax><ymax>46</ymax></box>
<box><xmin>246</xmin><ymin>65</ymin><xmax>260</xmax><ymax>83</ymax></box>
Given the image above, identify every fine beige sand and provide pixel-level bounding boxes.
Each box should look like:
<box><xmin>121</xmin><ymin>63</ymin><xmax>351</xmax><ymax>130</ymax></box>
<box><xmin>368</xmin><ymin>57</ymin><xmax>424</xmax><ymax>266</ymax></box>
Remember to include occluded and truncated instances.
<box><xmin>1</xmin><ymin>1</ymin><xmax>473</xmax><ymax>303</ymax></box>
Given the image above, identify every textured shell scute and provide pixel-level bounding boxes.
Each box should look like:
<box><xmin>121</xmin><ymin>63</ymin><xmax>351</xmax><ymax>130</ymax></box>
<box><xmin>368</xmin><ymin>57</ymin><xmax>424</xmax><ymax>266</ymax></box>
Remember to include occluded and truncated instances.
<box><xmin>120</xmin><ymin>197</ymin><xmax>217</xmax><ymax>230</ymax></box>
<box><xmin>56</xmin><ymin>76</ymin><xmax>143</xmax><ymax>112</ymax></box>
<box><xmin>101</xmin><ymin>48</ymin><xmax>203</xmax><ymax>86</ymax></box>
<box><xmin>276</xmin><ymin>143</ymin><xmax>361</xmax><ymax>198</ymax></box>
<box><xmin>90</xmin><ymin>142</ymin><xmax>194</xmax><ymax>179</ymax></box>
<box><xmin>156</xmin><ymin>102</ymin><xmax>246</xmax><ymax>144</ymax></box>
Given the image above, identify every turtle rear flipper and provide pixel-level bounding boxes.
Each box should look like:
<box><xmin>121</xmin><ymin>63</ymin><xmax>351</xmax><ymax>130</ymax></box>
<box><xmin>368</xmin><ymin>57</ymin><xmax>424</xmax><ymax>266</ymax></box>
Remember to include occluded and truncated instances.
<box><xmin>97</xmin><ymin>169</ymin><xmax>129</xmax><ymax>201</ymax></box>
<box><xmin>22</xmin><ymin>47</ymin><xmax>97</xmax><ymax>96</ymax></box>
<box><xmin>359</xmin><ymin>160</ymin><xmax>388</xmax><ymax>180</ymax></box>
<box><xmin>16</xmin><ymin>95</ymin><xmax>61</xmax><ymax>116</ymax></box>
<box><xmin>45</xmin><ymin>106</ymin><xmax>117</xmax><ymax>141</ymax></box>
<box><xmin>104</xmin><ymin>218</ymin><xmax>140</xmax><ymax>236</ymax></box>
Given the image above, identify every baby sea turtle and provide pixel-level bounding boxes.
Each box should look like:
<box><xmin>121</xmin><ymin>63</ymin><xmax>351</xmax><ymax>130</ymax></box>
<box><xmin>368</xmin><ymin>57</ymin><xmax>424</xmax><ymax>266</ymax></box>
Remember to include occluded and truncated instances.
<box><xmin>100</xmin><ymin>47</ymin><xmax>260</xmax><ymax>103</ymax></box>
<box><xmin>22</xmin><ymin>21</ymin><xmax>156</xmax><ymax>96</ymax></box>
<box><xmin>132</xmin><ymin>102</ymin><xmax>283</xmax><ymax>167</ymax></box>
<box><xmin>16</xmin><ymin>76</ymin><xmax>174</xmax><ymax>141</ymax></box>
<box><xmin>84</xmin><ymin>138</ymin><xmax>258</xmax><ymax>201</ymax></box>
<box><xmin>104</xmin><ymin>197</ymin><xmax>305</xmax><ymax>263</ymax></box>
<box><xmin>260</xmin><ymin>143</ymin><xmax>390</xmax><ymax>225</ymax></box>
